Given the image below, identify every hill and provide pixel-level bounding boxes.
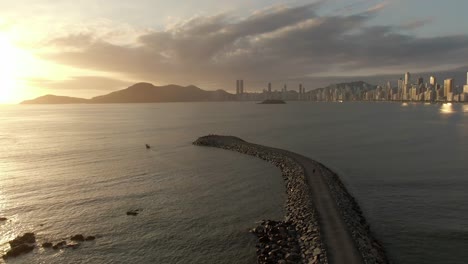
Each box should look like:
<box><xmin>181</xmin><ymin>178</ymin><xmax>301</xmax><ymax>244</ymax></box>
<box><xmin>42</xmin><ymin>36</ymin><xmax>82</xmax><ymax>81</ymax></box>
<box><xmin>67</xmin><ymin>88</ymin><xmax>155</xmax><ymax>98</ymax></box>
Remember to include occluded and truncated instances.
<box><xmin>21</xmin><ymin>83</ymin><xmax>235</xmax><ymax>104</ymax></box>
<box><xmin>20</xmin><ymin>95</ymin><xmax>88</xmax><ymax>104</ymax></box>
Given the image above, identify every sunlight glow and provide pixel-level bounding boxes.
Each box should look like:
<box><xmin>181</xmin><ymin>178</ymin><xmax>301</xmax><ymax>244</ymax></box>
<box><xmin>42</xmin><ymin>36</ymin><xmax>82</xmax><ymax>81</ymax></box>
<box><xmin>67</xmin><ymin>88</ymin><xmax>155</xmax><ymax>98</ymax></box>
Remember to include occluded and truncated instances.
<box><xmin>0</xmin><ymin>32</ymin><xmax>19</xmax><ymax>104</ymax></box>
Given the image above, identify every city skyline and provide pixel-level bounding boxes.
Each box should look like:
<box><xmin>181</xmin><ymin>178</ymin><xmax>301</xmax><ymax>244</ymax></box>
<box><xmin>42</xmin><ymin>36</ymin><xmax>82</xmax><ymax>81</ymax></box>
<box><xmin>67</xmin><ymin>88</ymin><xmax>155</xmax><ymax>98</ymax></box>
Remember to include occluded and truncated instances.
<box><xmin>2</xmin><ymin>1</ymin><xmax>468</xmax><ymax>103</ymax></box>
<box><xmin>231</xmin><ymin>70</ymin><xmax>468</xmax><ymax>103</ymax></box>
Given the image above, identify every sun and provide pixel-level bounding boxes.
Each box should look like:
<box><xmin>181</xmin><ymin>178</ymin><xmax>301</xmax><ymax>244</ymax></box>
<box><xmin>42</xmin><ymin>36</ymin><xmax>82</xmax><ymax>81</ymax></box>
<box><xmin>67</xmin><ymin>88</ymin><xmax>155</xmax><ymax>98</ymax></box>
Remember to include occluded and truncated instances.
<box><xmin>0</xmin><ymin>32</ymin><xmax>22</xmax><ymax>104</ymax></box>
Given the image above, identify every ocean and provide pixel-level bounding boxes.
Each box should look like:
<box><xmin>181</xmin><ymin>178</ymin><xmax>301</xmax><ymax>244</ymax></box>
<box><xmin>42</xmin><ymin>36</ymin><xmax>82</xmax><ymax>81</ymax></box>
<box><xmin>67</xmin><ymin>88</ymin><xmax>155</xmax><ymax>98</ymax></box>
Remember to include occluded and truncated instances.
<box><xmin>0</xmin><ymin>102</ymin><xmax>467</xmax><ymax>264</ymax></box>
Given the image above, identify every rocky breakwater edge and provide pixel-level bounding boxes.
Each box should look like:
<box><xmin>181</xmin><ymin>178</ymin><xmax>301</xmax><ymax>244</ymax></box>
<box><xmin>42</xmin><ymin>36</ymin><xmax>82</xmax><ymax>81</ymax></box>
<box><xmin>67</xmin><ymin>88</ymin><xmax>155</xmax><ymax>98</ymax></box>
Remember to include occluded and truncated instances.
<box><xmin>193</xmin><ymin>135</ymin><xmax>390</xmax><ymax>264</ymax></box>
<box><xmin>194</xmin><ymin>135</ymin><xmax>327</xmax><ymax>264</ymax></box>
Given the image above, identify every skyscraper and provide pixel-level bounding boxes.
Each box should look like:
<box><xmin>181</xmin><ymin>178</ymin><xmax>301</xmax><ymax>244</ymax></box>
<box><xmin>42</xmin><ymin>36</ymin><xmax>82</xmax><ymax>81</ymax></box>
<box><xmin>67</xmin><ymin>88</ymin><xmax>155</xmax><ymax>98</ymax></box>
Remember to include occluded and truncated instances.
<box><xmin>236</xmin><ymin>80</ymin><xmax>240</xmax><ymax>94</ymax></box>
<box><xmin>430</xmin><ymin>76</ymin><xmax>436</xmax><ymax>86</ymax></box>
<box><xmin>444</xmin><ymin>78</ymin><xmax>453</xmax><ymax>97</ymax></box>
<box><xmin>405</xmin><ymin>72</ymin><xmax>411</xmax><ymax>85</ymax></box>
<box><xmin>464</xmin><ymin>72</ymin><xmax>468</xmax><ymax>94</ymax></box>
<box><xmin>240</xmin><ymin>80</ymin><xmax>244</xmax><ymax>94</ymax></box>
<box><xmin>268</xmin><ymin>82</ymin><xmax>272</xmax><ymax>93</ymax></box>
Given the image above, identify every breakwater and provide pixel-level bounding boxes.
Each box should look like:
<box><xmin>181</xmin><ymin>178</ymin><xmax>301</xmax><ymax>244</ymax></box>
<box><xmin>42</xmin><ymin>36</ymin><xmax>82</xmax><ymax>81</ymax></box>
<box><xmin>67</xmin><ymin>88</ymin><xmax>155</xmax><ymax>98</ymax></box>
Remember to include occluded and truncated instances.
<box><xmin>193</xmin><ymin>135</ymin><xmax>389</xmax><ymax>264</ymax></box>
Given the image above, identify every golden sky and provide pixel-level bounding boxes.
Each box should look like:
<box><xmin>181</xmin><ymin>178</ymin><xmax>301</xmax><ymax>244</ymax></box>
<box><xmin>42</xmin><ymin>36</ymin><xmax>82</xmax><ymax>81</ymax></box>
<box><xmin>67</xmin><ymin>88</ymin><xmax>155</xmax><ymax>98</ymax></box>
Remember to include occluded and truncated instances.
<box><xmin>1</xmin><ymin>0</ymin><xmax>468</xmax><ymax>104</ymax></box>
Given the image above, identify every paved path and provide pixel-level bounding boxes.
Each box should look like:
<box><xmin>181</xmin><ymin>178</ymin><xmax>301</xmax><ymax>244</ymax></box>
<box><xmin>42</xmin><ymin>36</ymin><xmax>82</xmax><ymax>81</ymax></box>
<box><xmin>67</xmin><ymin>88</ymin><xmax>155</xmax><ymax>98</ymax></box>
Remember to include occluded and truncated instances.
<box><xmin>195</xmin><ymin>135</ymin><xmax>365</xmax><ymax>264</ymax></box>
<box><xmin>279</xmin><ymin>149</ymin><xmax>364</xmax><ymax>264</ymax></box>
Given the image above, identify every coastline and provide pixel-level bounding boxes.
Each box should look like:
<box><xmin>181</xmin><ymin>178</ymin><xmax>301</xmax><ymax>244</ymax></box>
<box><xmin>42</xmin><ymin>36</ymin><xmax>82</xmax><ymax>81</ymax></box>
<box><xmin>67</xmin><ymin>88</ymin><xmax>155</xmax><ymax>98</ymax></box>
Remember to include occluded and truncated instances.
<box><xmin>193</xmin><ymin>135</ymin><xmax>390</xmax><ymax>264</ymax></box>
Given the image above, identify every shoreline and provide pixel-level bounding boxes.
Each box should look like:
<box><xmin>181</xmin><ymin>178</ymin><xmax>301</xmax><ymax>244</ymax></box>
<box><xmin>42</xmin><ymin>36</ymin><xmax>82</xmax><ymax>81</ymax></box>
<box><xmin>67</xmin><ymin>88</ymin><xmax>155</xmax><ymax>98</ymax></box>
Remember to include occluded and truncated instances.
<box><xmin>193</xmin><ymin>135</ymin><xmax>390</xmax><ymax>264</ymax></box>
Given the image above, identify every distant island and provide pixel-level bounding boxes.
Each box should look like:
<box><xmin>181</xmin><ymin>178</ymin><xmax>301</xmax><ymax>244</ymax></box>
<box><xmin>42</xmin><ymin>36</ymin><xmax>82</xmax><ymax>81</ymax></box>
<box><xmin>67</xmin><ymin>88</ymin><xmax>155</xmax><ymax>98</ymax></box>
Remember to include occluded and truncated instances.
<box><xmin>259</xmin><ymin>99</ymin><xmax>286</xmax><ymax>104</ymax></box>
<box><xmin>21</xmin><ymin>83</ymin><xmax>235</xmax><ymax>104</ymax></box>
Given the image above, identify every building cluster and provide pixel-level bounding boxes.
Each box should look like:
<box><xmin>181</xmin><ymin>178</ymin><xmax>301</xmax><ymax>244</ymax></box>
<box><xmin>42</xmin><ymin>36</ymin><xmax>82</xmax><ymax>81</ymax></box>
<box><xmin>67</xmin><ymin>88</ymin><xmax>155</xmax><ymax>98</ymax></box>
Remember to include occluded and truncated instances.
<box><xmin>234</xmin><ymin>72</ymin><xmax>468</xmax><ymax>102</ymax></box>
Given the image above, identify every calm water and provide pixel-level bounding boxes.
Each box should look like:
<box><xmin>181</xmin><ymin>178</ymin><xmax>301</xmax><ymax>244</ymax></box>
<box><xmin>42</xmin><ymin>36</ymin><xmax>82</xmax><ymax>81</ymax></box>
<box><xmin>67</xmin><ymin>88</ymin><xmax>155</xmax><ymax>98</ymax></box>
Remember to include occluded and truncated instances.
<box><xmin>0</xmin><ymin>102</ymin><xmax>467</xmax><ymax>264</ymax></box>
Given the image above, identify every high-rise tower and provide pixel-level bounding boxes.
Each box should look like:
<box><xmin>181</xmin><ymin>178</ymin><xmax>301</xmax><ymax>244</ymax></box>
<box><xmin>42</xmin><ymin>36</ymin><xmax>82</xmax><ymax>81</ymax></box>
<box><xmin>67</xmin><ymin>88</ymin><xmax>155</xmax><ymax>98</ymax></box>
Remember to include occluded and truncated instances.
<box><xmin>464</xmin><ymin>72</ymin><xmax>468</xmax><ymax>94</ymax></box>
<box><xmin>444</xmin><ymin>78</ymin><xmax>454</xmax><ymax>97</ymax></box>
<box><xmin>405</xmin><ymin>72</ymin><xmax>411</xmax><ymax>85</ymax></box>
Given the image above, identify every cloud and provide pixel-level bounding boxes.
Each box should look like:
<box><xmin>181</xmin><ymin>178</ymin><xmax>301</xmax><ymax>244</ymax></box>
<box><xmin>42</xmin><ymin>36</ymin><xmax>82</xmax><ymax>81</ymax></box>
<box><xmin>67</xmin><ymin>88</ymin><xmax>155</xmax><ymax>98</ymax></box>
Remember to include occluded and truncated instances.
<box><xmin>38</xmin><ymin>3</ymin><xmax>468</xmax><ymax>90</ymax></box>
<box><xmin>400</xmin><ymin>18</ymin><xmax>435</xmax><ymax>30</ymax></box>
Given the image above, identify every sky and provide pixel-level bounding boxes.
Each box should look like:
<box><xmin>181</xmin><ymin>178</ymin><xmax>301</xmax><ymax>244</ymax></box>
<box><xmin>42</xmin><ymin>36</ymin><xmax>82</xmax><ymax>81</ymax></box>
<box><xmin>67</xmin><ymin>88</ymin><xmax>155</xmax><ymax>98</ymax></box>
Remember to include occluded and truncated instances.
<box><xmin>1</xmin><ymin>0</ymin><xmax>468</xmax><ymax>103</ymax></box>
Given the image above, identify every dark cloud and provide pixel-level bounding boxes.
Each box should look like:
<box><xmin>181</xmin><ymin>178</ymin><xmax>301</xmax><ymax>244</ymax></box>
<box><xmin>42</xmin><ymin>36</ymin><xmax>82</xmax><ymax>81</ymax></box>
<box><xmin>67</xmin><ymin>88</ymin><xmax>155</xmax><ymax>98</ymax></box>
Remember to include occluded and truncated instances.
<box><xmin>400</xmin><ymin>18</ymin><xmax>435</xmax><ymax>30</ymax></box>
<box><xmin>27</xmin><ymin>76</ymin><xmax>132</xmax><ymax>92</ymax></box>
<box><xmin>39</xmin><ymin>3</ymin><xmax>468</xmax><ymax>91</ymax></box>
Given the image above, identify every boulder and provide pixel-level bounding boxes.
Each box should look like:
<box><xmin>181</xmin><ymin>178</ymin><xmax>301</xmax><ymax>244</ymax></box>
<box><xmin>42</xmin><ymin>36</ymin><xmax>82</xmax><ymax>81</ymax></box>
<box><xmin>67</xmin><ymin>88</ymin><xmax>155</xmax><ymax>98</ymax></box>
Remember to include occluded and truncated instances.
<box><xmin>313</xmin><ymin>247</ymin><xmax>322</xmax><ymax>256</ymax></box>
<box><xmin>2</xmin><ymin>244</ymin><xmax>35</xmax><ymax>259</ymax></box>
<box><xmin>9</xmin><ymin>233</ymin><xmax>36</xmax><ymax>248</ymax></box>
<box><xmin>0</xmin><ymin>217</ymin><xmax>7</xmax><ymax>221</ymax></box>
<box><xmin>126</xmin><ymin>211</ymin><xmax>138</xmax><ymax>216</ymax></box>
<box><xmin>52</xmin><ymin>241</ymin><xmax>67</xmax><ymax>250</ymax></box>
<box><xmin>285</xmin><ymin>252</ymin><xmax>301</xmax><ymax>262</ymax></box>
<box><xmin>42</xmin><ymin>242</ymin><xmax>53</xmax><ymax>248</ymax></box>
<box><xmin>85</xmin><ymin>235</ymin><xmax>96</xmax><ymax>241</ymax></box>
<box><xmin>71</xmin><ymin>234</ymin><xmax>85</xmax><ymax>242</ymax></box>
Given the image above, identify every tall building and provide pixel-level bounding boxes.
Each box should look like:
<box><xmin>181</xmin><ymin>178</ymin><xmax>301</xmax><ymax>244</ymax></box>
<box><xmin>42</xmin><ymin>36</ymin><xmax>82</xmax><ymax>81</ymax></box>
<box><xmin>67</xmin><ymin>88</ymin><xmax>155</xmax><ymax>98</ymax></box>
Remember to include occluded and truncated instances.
<box><xmin>405</xmin><ymin>72</ymin><xmax>411</xmax><ymax>85</ymax></box>
<box><xmin>464</xmin><ymin>72</ymin><xmax>468</xmax><ymax>94</ymax></box>
<box><xmin>430</xmin><ymin>76</ymin><xmax>436</xmax><ymax>86</ymax></box>
<box><xmin>236</xmin><ymin>80</ymin><xmax>244</xmax><ymax>94</ymax></box>
<box><xmin>444</xmin><ymin>78</ymin><xmax>454</xmax><ymax>97</ymax></box>
<box><xmin>268</xmin><ymin>82</ymin><xmax>272</xmax><ymax>93</ymax></box>
<box><xmin>398</xmin><ymin>78</ymin><xmax>404</xmax><ymax>90</ymax></box>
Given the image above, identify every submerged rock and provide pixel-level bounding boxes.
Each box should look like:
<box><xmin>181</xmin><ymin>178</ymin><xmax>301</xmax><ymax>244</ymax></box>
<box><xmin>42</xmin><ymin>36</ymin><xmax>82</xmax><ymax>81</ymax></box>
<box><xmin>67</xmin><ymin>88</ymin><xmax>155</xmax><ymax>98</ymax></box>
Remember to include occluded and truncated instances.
<box><xmin>85</xmin><ymin>236</ymin><xmax>96</xmax><ymax>241</ymax></box>
<box><xmin>2</xmin><ymin>244</ymin><xmax>34</xmax><ymax>259</ymax></box>
<box><xmin>71</xmin><ymin>234</ymin><xmax>85</xmax><ymax>242</ymax></box>
<box><xmin>0</xmin><ymin>217</ymin><xmax>7</xmax><ymax>221</ymax></box>
<box><xmin>9</xmin><ymin>233</ymin><xmax>36</xmax><ymax>248</ymax></box>
<box><xmin>52</xmin><ymin>241</ymin><xmax>67</xmax><ymax>250</ymax></box>
<box><xmin>126</xmin><ymin>211</ymin><xmax>138</xmax><ymax>216</ymax></box>
<box><xmin>42</xmin><ymin>242</ymin><xmax>53</xmax><ymax>248</ymax></box>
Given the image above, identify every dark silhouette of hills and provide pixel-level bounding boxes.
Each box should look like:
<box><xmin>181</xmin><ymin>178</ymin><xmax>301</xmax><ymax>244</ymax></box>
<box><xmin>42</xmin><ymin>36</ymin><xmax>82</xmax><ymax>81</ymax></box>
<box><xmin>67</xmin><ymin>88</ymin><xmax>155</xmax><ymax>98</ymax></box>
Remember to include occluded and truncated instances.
<box><xmin>21</xmin><ymin>83</ymin><xmax>236</xmax><ymax>104</ymax></box>
<box><xmin>21</xmin><ymin>95</ymin><xmax>88</xmax><ymax>104</ymax></box>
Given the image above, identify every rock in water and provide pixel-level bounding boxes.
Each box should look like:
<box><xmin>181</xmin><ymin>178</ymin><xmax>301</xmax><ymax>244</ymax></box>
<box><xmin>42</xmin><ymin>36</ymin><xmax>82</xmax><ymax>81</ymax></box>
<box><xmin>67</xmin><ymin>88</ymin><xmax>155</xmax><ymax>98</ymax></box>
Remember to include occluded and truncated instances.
<box><xmin>71</xmin><ymin>234</ymin><xmax>85</xmax><ymax>242</ymax></box>
<box><xmin>52</xmin><ymin>241</ymin><xmax>67</xmax><ymax>250</ymax></box>
<box><xmin>2</xmin><ymin>244</ymin><xmax>35</xmax><ymax>259</ymax></box>
<box><xmin>42</xmin><ymin>242</ymin><xmax>53</xmax><ymax>248</ymax></box>
<box><xmin>9</xmin><ymin>233</ymin><xmax>36</xmax><ymax>248</ymax></box>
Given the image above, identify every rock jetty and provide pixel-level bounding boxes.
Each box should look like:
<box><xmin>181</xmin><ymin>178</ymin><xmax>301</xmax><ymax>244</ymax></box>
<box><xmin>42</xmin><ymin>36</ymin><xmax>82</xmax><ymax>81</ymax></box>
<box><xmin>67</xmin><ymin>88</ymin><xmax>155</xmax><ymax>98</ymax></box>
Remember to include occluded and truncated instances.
<box><xmin>193</xmin><ymin>135</ymin><xmax>390</xmax><ymax>264</ymax></box>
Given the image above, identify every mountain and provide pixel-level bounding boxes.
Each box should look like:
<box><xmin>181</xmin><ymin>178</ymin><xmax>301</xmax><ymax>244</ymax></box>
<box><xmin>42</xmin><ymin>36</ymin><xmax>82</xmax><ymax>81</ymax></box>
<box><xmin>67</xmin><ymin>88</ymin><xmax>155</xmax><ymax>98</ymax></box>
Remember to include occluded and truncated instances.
<box><xmin>309</xmin><ymin>81</ymin><xmax>377</xmax><ymax>94</ymax></box>
<box><xmin>89</xmin><ymin>83</ymin><xmax>234</xmax><ymax>103</ymax></box>
<box><xmin>20</xmin><ymin>95</ymin><xmax>88</xmax><ymax>104</ymax></box>
<box><xmin>21</xmin><ymin>83</ymin><xmax>236</xmax><ymax>104</ymax></box>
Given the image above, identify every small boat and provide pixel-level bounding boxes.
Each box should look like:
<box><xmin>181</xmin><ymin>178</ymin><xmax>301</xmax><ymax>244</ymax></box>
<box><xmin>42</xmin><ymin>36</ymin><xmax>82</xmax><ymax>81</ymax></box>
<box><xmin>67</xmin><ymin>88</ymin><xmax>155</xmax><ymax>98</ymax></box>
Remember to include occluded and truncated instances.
<box><xmin>145</xmin><ymin>144</ymin><xmax>151</xmax><ymax>149</ymax></box>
